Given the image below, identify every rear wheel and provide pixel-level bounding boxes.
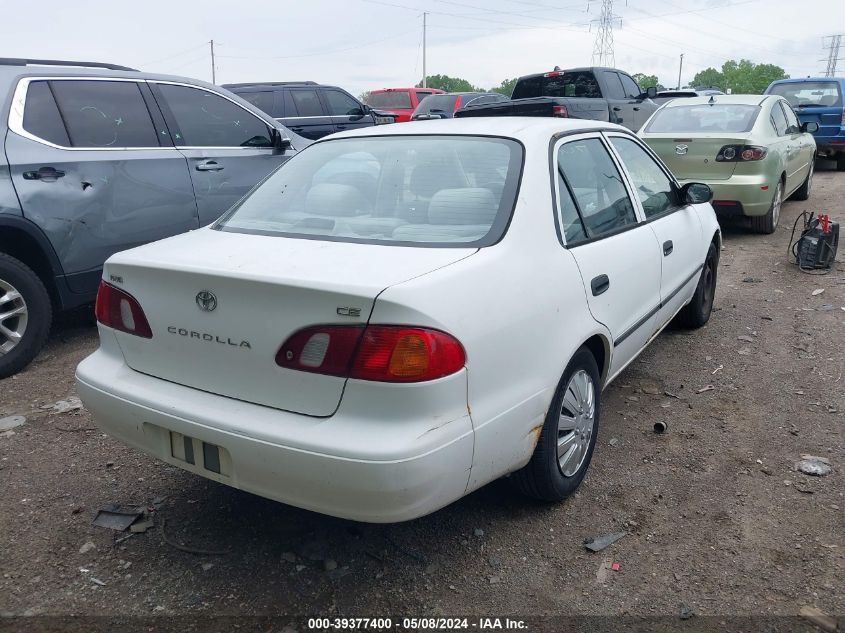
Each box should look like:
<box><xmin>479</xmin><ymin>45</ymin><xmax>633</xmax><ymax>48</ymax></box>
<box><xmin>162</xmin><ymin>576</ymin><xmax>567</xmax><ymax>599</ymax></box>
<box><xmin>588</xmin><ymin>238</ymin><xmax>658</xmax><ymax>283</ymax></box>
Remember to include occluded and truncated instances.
<box><xmin>0</xmin><ymin>253</ymin><xmax>52</xmax><ymax>378</ymax></box>
<box><xmin>512</xmin><ymin>347</ymin><xmax>601</xmax><ymax>501</ymax></box>
<box><xmin>750</xmin><ymin>180</ymin><xmax>782</xmax><ymax>234</ymax></box>
<box><xmin>676</xmin><ymin>242</ymin><xmax>718</xmax><ymax>329</ymax></box>
<box><xmin>792</xmin><ymin>161</ymin><xmax>813</xmax><ymax>201</ymax></box>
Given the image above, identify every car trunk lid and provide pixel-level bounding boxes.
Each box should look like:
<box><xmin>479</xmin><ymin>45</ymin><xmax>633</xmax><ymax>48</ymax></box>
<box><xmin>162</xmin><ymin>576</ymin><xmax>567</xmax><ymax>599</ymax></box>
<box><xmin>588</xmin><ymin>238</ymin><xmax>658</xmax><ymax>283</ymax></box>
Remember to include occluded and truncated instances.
<box><xmin>104</xmin><ymin>229</ymin><xmax>475</xmax><ymax>416</ymax></box>
<box><xmin>643</xmin><ymin>135</ymin><xmax>745</xmax><ymax>181</ymax></box>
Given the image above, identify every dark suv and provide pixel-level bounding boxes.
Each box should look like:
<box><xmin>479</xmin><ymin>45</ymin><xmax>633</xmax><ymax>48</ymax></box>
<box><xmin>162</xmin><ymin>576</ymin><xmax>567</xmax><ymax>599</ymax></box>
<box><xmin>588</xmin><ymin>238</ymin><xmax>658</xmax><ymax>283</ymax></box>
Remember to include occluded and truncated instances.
<box><xmin>0</xmin><ymin>58</ymin><xmax>303</xmax><ymax>377</ymax></box>
<box><xmin>223</xmin><ymin>81</ymin><xmax>394</xmax><ymax>140</ymax></box>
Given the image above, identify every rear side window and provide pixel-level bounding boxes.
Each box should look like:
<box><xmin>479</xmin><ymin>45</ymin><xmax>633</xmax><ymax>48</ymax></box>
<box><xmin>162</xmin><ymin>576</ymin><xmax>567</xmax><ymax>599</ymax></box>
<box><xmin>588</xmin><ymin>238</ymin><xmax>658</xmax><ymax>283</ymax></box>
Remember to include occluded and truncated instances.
<box><xmin>619</xmin><ymin>73</ymin><xmax>642</xmax><ymax>99</ymax></box>
<box><xmin>235</xmin><ymin>91</ymin><xmax>274</xmax><ymax>117</ymax></box>
<box><xmin>609</xmin><ymin>137</ymin><xmax>676</xmax><ymax>218</ymax></box>
<box><xmin>50</xmin><ymin>80</ymin><xmax>159</xmax><ymax>148</ymax></box>
<box><xmin>512</xmin><ymin>72</ymin><xmax>601</xmax><ymax>99</ymax></box>
<box><xmin>557</xmin><ymin>138</ymin><xmax>636</xmax><ymax>240</ymax></box>
<box><xmin>323</xmin><ymin>90</ymin><xmax>364</xmax><ymax>116</ymax></box>
<box><xmin>602</xmin><ymin>72</ymin><xmax>625</xmax><ymax>100</ymax></box>
<box><xmin>768</xmin><ymin>81</ymin><xmax>842</xmax><ymax>108</ymax></box>
<box><xmin>290</xmin><ymin>89</ymin><xmax>325</xmax><ymax>117</ymax></box>
<box><xmin>22</xmin><ymin>81</ymin><xmax>70</xmax><ymax>146</ymax></box>
<box><xmin>218</xmin><ymin>135</ymin><xmax>523</xmax><ymax>247</ymax></box>
<box><xmin>367</xmin><ymin>91</ymin><xmax>412</xmax><ymax>109</ymax></box>
<box><xmin>156</xmin><ymin>84</ymin><xmax>273</xmax><ymax>148</ymax></box>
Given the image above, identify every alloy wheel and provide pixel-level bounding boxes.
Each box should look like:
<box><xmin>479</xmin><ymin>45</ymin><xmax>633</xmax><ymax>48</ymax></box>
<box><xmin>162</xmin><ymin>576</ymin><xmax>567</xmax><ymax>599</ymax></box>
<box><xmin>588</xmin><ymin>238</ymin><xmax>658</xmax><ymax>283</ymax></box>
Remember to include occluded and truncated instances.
<box><xmin>557</xmin><ymin>369</ymin><xmax>596</xmax><ymax>477</ymax></box>
<box><xmin>772</xmin><ymin>182</ymin><xmax>783</xmax><ymax>227</ymax></box>
<box><xmin>0</xmin><ymin>278</ymin><xmax>28</xmax><ymax>355</ymax></box>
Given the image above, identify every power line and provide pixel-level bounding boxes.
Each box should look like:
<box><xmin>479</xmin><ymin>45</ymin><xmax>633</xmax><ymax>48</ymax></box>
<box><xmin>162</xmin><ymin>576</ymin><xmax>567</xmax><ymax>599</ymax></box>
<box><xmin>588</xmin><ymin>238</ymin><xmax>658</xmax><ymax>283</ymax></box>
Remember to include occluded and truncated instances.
<box><xmin>139</xmin><ymin>42</ymin><xmax>208</xmax><ymax>67</ymax></box>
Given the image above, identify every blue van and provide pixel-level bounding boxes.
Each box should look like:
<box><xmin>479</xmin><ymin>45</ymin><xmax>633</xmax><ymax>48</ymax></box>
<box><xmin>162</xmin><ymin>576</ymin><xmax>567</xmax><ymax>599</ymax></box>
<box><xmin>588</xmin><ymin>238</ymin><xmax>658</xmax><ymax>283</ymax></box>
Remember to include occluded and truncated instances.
<box><xmin>765</xmin><ymin>78</ymin><xmax>845</xmax><ymax>170</ymax></box>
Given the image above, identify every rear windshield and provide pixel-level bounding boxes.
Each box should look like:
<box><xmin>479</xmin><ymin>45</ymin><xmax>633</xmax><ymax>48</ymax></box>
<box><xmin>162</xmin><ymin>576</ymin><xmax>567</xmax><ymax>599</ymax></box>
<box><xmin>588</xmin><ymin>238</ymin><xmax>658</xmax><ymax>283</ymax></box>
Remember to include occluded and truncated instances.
<box><xmin>512</xmin><ymin>72</ymin><xmax>601</xmax><ymax>99</ymax></box>
<box><xmin>217</xmin><ymin>135</ymin><xmax>523</xmax><ymax>247</ymax></box>
<box><xmin>366</xmin><ymin>91</ymin><xmax>412</xmax><ymax>109</ymax></box>
<box><xmin>768</xmin><ymin>82</ymin><xmax>842</xmax><ymax>108</ymax></box>
<box><xmin>415</xmin><ymin>95</ymin><xmax>459</xmax><ymax>113</ymax></box>
<box><xmin>645</xmin><ymin>104</ymin><xmax>760</xmax><ymax>134</ymax></box>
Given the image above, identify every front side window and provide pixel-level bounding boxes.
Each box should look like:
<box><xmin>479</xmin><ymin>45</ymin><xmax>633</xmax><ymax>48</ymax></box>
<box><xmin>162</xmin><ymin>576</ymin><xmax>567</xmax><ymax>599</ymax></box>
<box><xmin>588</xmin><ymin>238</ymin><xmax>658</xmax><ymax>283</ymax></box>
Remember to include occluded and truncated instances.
<box><xmin>609</xmin><ymin>137</ymin><xmax>676</xmax><ymax>218</ymax></box>
<box><xmin>780</xmin><ymin>101</ymin><xmax>800</xmax><ymax>134</ymax></box>
<box><xmin>323</xmin><ymin>90</ymin><xmax>364</xmax><ymax>116</ymax></box>
<box><xmin>50</xmin><ymin>80</ymin><xmax>159</xmax><ymax>148</ymax></box>
<box><xmin>217</xmin><ymin>135</ymin><xmax>523</xmax><ymax>247</ymax></box>
<box><xmin>645</xmin><ymin>104</ymin><xmax>760</xmax><ymax>134</ymax></box>
<box><xmin>602</xmin><ymin>72</ymin><xmax>625</xmax><ymax>100</ymax></box>
<box><xmin>22</xmin><ymin>81</ymin><xmax>70</xmax><ymax>146</ymax></box>
<box><xmin>290</xmin><ymin>89</ymin><xmax>325</xmax><ymax>117</ymax></box>
<box><xmin>156</xmin><ymin>84</ymin><xmax>272</xmax><ymax>148</ymax></box>
<box><xmin>557</xmin><ymin>138</ymin><xmax>637</xmax><ymax>239</ymax></box>
<box><xmin>770</xmin><ymin>101</ymin><xmax>788</xmax><ymax>136</ymax></box>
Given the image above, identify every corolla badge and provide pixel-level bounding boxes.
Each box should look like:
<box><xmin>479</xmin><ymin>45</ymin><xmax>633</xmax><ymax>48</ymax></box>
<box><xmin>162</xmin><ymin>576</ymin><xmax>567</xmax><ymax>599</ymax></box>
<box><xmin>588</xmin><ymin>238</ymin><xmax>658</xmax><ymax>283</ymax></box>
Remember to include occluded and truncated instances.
<box><xmin>195</xmin><ymin>290</ymin><xmax>218</xmax><ymax>312</ymax></box>
<box><xmin>675</xmin><ymin>144</ymin><xmax>689</xmax><ymax>155</ymax></box>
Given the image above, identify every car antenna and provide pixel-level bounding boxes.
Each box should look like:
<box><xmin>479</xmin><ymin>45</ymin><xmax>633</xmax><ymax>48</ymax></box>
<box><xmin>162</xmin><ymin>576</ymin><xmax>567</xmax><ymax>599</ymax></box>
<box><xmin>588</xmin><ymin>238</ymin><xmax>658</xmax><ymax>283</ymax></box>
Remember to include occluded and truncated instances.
<box><xmin>554</xmin><ymin>65</ymin><xmax>562</xmax><ymax>71</ymax></box>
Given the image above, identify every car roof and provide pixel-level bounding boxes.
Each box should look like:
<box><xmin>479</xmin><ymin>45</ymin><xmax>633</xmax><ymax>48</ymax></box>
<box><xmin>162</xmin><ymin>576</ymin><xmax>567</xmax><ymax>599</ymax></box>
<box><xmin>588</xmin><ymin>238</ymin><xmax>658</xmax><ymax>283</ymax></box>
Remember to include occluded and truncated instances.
<box><xmin>371</xmin><ymin>87</ymin><xmax>442</xmax><ymax>92</ymax></box>
<box><xmin>768</xmin><ymin>77</ymin><xmax>843</xmax><ymax>84</ymax></box>
<box><xmin>328</xmin><ymin>116</ymin><xmax>628</xmax><ymax>142</ymax></box>
<box><xmin>660</xmin><ymin>94</ymin><xmax>772</xmax><ymax>108</ymax></box>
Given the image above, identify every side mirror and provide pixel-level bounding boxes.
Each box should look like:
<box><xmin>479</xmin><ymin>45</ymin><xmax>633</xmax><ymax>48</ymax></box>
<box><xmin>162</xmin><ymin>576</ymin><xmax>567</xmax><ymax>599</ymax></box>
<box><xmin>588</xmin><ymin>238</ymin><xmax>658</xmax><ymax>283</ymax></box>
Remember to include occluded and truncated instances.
<box><xmin>802</xmin><ymin>121</ymin><xmax>819</xmax><ymax>133</ymax></box>
<box><xmin>272</xmin><ymin>128</ymin><xmax>292</xmax><ymax>150</ymax></box>
<box><xmin>681</xmin><ymin>182</ymin><xmax>713</xmax><ymax>204</ymax></box>
<box><xmin>644</xmin><ymin>86</ymin><xmax>658</xmax><ymax>99</ymax></box>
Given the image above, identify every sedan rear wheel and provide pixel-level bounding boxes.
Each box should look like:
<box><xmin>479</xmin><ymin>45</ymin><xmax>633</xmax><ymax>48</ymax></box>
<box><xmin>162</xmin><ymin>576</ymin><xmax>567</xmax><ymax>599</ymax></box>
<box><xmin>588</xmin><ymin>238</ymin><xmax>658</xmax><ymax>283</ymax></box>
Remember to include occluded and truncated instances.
<box><xmin>751</xmin><ymin>180</ymin><xmax>782</xmax><ymax>234</ymax></box>
<box><xmin>512</xmin><ymin>347</ymin><xmax>601</xmax><ymax>501</ymax></box>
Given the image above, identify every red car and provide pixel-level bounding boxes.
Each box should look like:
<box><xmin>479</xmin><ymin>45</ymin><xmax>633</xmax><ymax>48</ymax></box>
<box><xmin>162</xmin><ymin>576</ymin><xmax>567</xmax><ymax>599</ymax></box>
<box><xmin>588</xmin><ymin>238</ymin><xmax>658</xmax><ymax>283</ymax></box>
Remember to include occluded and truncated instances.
<box><xmin>365</xmin><ymin>87</ymin><xmax>444</xmax><ymax>123</ymax></box>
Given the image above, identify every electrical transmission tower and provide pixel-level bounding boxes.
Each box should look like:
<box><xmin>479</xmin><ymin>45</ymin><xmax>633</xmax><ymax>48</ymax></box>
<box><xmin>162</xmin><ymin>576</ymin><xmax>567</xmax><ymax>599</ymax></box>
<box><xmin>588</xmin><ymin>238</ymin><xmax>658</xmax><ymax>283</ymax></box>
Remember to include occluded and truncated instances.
<box><xmin>822</xmin><ymin>34</ymin><xmax>843</xmax><ymax>77</ymax></box>
<box><xmin>591</xmin><ymin>0</ymin><xmax>622</xmax><ymax>67</ymax></box>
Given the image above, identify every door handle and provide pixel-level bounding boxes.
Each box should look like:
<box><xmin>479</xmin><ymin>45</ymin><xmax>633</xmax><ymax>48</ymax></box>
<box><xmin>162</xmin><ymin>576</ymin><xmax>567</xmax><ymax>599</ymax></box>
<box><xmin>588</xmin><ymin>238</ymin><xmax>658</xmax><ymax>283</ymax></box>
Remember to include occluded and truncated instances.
<box><xmin>335</xmin><ymin>125</ymin><xmax>347</xmax><ymax>130</ymax></box>
<box><xmin>612</xmin><ymin>106</ymin><xmax>622</xmax><ymax>112</ymax></box>
<box><xmin>591</xmin><ymin>274</ymin><xmax>610</xmax><ymax>296</ymax></box>
<box><xmin>663</xmin><ymin>240</ymin><xmax>674</xmax><ymax>256</ymax></box>
<box><xmin>633</xmin><ymin>107</ymin><xmax>641</xmax><ymax>111</ymax></box>
<box><xmin>23</xmin><ymin>167</ymin><xmax>65</xmax><ymax>182</ymax></box>
<box><xmin>195</xmin><ymin>161</ymin><xmax>224</xmax><ymax>172</ymax></box>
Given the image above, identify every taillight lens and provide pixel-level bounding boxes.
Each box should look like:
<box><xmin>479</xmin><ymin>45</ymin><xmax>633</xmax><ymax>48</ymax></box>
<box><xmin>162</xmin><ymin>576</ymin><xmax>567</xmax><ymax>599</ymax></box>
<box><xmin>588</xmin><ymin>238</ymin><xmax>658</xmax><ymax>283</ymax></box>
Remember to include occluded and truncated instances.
<box><xmin>552</xmin><ymin>105</ymin><xmax>569</xmax><ymax>118</ymax></box>
<box><xmin>716</xmin><ymin>145</ymin><xmax>767</xmax><ymax>162</ymax></box>
<box><xmin>94</xmin><ymin>281</ymin><xmax>153</xmax><ymax>338</ymax></box>
<box><xmin>276</xmin><ymin>325</ymin><xmax>465</xmax><ymax>383</ymax></box>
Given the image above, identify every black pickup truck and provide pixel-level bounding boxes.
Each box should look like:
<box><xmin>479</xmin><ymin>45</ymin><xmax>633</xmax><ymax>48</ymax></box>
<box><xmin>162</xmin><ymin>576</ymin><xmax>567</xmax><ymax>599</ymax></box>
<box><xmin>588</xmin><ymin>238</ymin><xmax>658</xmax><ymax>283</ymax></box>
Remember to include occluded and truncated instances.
<box><xmin>455</xmin><ymin>67</ymin><xmax>659</xmax><ymax>131</ymax></box>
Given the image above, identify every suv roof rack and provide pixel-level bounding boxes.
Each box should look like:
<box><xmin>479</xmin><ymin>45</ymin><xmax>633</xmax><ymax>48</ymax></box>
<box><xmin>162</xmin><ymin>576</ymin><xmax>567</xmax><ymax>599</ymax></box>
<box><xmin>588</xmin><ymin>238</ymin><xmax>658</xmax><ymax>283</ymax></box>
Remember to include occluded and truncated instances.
<box><xmin>0</xmin><ymin>58</ymin><xmax>138</xmax><ymax>72</ymax></box>
<box><xmin>222</xmin><ymin>81</ymin><xmax>318</xmax><ymax>88</ymax></box>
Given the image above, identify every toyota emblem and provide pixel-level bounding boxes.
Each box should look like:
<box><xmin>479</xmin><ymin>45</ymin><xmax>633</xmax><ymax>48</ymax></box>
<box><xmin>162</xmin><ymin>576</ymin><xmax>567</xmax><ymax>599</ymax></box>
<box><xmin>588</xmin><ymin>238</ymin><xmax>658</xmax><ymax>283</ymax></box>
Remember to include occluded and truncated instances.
<box><xmin>195</xmin><ymin>290</ymin><xmax>218</xmax><ymax>312</ymax></box>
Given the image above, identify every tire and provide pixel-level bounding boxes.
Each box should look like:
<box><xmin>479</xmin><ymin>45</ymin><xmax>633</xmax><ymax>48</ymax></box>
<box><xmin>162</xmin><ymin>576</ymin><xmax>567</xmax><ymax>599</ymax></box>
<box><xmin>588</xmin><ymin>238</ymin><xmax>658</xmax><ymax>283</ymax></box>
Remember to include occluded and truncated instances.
<box><xmin>676</xmin><ymin>242</ymin><xmax>718</xmax><ymax>329</ymax></box>
<box><xmin>512</xmin><ymin>347</ymin><xmax>601</xmax><ymax>501</ymax></box>
<box><xmin>837</xmin><ymin>154</ymin><xmax>845</xmax><ymax>172</ymax></box>
<box><xmin>750</xmin><ymin>179</ymin><xmax>783</xmax><ymax>234</ymax></box>
<box><xmin>0</xmin><ymin>253</ymin><xmax>52</xmax><ymax>379</ymax></box>
<box><xmin>791</xmin><ymin>161</ymin><xmax>813</xmax><ymax>201</ymax></box>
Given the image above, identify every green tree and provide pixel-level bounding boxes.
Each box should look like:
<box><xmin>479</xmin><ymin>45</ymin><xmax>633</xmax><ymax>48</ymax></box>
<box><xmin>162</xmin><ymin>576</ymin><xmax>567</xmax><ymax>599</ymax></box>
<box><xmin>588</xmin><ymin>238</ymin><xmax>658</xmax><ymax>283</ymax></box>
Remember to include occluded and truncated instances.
<box><xmin>417</xmin><ymin>74</ymin><xmax>480</xmax><ymax>92</ymax></box>
<box><xmin>632</xmin><ymin>73</ymin><xmax>662</xmax><ymax>91</ymax></box>
<box><xmin>359</xmin><ymin>91</ymin><xmax>370</xmax><ymax>104</ymax></box>
<box><xmin>489</xmin><ymin>78</ymin><xmax>517</xmax><ymax>97</ymax></box>
<box><xmin>691</xmin><ymin>60</ymin><xmax>788</xmax><ymax>94</ymax></box>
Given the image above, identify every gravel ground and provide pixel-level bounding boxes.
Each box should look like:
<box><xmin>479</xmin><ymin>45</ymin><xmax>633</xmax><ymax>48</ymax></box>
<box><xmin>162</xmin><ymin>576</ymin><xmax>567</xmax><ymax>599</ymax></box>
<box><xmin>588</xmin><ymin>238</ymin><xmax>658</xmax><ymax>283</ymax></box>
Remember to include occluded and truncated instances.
<box><xmin>1</xmin><ymin>163</ymin><xmax>842</xmax><ymax>629</ymax></box>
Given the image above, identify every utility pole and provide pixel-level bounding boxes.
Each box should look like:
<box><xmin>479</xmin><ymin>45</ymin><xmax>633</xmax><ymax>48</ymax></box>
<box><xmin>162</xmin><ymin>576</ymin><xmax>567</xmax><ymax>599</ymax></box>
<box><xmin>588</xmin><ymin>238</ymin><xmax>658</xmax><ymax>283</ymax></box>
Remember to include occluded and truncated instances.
<box><xmin>677</xmin><ymin>53</ymin><xmax>684</xmax><ymax>89</ymax></box>
<box><xmin>422</xmin><ymin>13</ymin><xmax>427</xmax><ymax>88</ymax></box>
<box><xmin>591</xmin><ymin>0</ymin><xmax>620</xmax><ymax>67</ymax></box>
<box><xmin>821</xmin><ymin>34</ymin><xmax>843</xmax><ymax>77</ymax></box>
<box><xmin>210</xmin><ymin>40</ymin><xmax>216</xmax><ymax>84</ymax></box>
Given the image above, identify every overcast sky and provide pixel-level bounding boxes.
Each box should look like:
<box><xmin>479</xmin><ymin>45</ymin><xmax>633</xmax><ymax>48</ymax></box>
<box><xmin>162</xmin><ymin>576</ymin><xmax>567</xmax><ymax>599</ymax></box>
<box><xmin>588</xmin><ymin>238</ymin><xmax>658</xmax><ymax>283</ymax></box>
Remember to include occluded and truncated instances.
<box><xmin>2</xmin><ymin>0</ymin><xmax>844</xmax><ymax>96</ymax></box>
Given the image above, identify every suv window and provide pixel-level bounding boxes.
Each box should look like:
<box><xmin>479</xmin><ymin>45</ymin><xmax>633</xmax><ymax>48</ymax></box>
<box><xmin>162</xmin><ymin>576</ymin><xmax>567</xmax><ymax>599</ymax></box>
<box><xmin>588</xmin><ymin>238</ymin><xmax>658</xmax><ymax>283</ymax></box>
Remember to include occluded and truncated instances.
<box><xmin>156</xmin><ymin>84</ymin><xmax>273</xmax><ymax>148</ymax></box>
<box><xmin>619</xmin><ymin>73</ymin><xmax>642</xmax><ymax>99</ymax></box>
<box><xmin>770</xmin><ymin>100</ymin><xmax>788</xmax><ymax>136</ymax></box>
<box><xmin>323</xmin><ymin>90</ymin><xmax>364</xmax><ymax>116</ymax></box>
<box><xmin>235</xmin><ymin>91</ymin><xmax>274</xmax><ymax>117</ymax></box>
<box><xmin>416</xmin><ymin>91</ymin><xmax>434</xmax><ymax>103</ymax></box>
<box><xmin>50</xmin><ymin>80</ymin><xmax>159</xmax><ymax>148</ymax></box>
<box><xmin>602</xmin><ymin>72</ymin><xmax>625</xmax><ymax>100</ymax></box>
<box><xmin>22</xmin><ymin>81</ymin><xmax>70</xmax><ymax>146</ymax></box>
<box><xmin>557</xmin><ymin>138</ymin><xmax>636</xmax><ymax>239</ymax></box>
<box><xmin>290</xmin><ymin>89</ymin><xmax>325</xmax><ymax>117</ymax></box>
<box><xmin>780</xmin><ymin>101</ymin><xmax>800</xmax><ymax>134</ymax></box>
<box><xmin>609</xmin><ymin>137</ymin><xmax>676</xmax><ymax>218</ymax></box>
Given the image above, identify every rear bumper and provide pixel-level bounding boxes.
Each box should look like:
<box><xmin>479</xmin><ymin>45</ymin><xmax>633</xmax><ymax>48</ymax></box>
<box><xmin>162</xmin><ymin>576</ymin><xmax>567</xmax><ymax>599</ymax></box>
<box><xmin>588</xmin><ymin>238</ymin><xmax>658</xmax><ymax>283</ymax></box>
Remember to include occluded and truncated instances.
<box><xmin>76</xmin><ymin>335</ymin><xmax>474</xmax><ymax>523</ymax></box>
<box><xmin>681</xmin><ymin>174</ymin><xmax>774</xmax><ymax>218</ymax></box>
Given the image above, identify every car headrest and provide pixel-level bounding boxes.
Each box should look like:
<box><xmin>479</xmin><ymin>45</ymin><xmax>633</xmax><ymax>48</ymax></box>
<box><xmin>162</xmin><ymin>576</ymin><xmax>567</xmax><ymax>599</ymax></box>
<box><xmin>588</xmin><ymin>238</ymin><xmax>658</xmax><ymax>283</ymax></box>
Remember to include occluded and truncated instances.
<box><xmin>427</xmin><ymin>188</ymin><xmax>499</xmax><ymax>226</ymax></box>
<box><xmin>305</xmin><ymin>183</ymin><xmax>369</xmax><ymax>217</ymax></box>
<box><xmin>409</xmin><ymin>160</ymin><xmax>464</xmax><ymax>198</ymax></box>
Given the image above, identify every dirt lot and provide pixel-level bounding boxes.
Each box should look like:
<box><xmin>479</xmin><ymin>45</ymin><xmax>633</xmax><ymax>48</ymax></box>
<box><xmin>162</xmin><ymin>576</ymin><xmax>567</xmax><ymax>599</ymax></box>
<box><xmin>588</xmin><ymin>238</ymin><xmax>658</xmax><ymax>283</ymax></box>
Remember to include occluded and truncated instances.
<box><xmin>1</xmin><ymin>164</ymin><xmax>843</xmax><ymax>629</ymax></box>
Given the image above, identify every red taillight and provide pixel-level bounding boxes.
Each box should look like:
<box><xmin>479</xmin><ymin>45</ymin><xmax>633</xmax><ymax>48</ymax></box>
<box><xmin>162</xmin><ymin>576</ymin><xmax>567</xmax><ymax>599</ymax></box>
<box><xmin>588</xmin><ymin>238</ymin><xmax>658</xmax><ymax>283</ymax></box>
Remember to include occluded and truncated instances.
<box><xmin>276</xmin><ymin>325</ymin><xmax>465</xmax><ymax>383</ymax></box>
<box><xmin>94</xmin><ymin>281</ymin><xmax>153</xmax><ymax>338</ymax></box>
<box><xmin>716</xmin><ymin>144</ymin><xmax>767</xmax><ymax>162</ymax></box>
<box><xmin>552</xmin><ymin>105</ymin><xmax>569</xmax><ymax>118</ymax></box>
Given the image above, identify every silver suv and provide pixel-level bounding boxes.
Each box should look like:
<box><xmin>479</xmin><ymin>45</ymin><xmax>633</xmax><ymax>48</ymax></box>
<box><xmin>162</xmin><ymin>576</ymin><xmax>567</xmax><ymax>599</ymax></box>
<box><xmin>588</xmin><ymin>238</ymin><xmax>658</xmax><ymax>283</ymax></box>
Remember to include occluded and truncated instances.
<box><xmin>0</xmin><ymin>58</ymin><xmax>302</xmax><ymax>377</ymax></box>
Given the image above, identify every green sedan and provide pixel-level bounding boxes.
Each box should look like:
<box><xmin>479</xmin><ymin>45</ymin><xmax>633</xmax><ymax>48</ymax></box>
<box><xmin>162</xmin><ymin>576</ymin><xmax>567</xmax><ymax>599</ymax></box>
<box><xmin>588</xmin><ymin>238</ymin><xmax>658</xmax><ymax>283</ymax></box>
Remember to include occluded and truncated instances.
<box><xmin>639</xmin><ymin>95</ymin><xmax>817</xmax><ymax>233</ymax></box>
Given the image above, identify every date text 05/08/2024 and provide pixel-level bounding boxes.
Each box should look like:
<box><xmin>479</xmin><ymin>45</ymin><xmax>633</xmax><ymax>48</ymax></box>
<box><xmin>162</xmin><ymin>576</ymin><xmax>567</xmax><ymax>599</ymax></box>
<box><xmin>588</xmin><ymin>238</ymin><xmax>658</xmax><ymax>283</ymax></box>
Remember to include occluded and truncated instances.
<box><xmin>307</xmin><ymin>617</ymin><xmax>529</xmax><ymax>630</ymax></box>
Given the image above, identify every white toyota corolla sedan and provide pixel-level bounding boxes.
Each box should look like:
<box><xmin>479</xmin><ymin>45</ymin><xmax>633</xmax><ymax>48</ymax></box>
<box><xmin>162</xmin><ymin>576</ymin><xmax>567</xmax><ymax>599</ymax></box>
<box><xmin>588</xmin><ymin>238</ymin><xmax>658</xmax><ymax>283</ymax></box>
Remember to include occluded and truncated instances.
<box><xmin>76</xmin><ymin>117</ymin><xmax>720</xmax><ymax>523</ymax></box>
